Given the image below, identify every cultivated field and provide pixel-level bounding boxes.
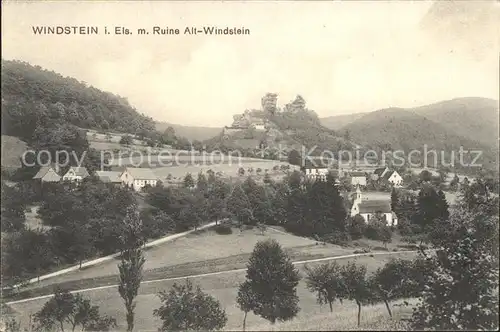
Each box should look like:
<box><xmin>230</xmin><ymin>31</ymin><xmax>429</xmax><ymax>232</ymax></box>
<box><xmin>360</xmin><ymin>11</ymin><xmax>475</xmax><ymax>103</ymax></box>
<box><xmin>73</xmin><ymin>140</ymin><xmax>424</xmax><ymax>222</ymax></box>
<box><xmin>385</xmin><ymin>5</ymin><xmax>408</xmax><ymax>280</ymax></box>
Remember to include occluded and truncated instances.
<box><xmin>151</xmin><ymin>161</ymin><xmax>298</xmax><ymax>181</ymax></box>
<box><xmin>7</xmin><ymin>252</ymin><xmax>418</xmax><ymax>331</ymax></box>
<box><xmin>89</xmin><ymin>140</ymin><xmax>148</xmax><ymax>152</ymax></box>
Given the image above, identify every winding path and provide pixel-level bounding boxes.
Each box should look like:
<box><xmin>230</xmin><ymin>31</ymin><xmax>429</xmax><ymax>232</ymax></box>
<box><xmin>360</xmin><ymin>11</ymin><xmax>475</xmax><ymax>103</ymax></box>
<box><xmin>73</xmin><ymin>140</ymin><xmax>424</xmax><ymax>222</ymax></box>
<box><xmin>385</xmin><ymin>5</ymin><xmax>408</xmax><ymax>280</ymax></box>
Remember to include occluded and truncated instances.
<box><xmin>6</xmin><ymin>250</ymin><xmax>419</xmax><ymax>306</ymax></box>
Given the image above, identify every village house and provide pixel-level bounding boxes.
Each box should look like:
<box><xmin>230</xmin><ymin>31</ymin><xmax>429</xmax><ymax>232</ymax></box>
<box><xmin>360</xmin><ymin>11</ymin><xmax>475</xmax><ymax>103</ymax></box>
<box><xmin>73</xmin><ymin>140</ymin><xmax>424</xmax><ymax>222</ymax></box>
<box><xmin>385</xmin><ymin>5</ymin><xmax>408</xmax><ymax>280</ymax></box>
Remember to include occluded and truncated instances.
<box><xmin>350</xmin><ymin>171</ymin><xmax>367</xmax><ymax>186</ymax></box>
<box><xmin>95</xmin><ymin>170</ymin><xmax>123</xmax><ymax>186</ymax></box>
<box><xmin>373</xmin><ymin>167</ymin><xmax>403</xmax><ymax>187</ymax></box>
<box><xmin>383</xmin><ymin>170</ymin><xmax>403</xmax><ymax>187</ymax></box>
<box><xmin>62</xmin><ymin>166</ymin><xmax>90</xmax><ymax>182</ymax></box>
<box><xmin>33</xmin><ymin>165</ymin><xmax>61</xmax><ymax>183</ymax></box>
<box><xmin>120</xmin><ymin>167</ymin><xmax>158</xmax><ymax>191</ymax></box>
<box><xmin>301</xmin><ymin>158</ymin><xmax>330</xmax><ymax>181</ymax></box>
<box><xmin>350</xmin><ymin>186</ymin><xmax>397</xmax><ymax>226</ymax></box>
<box><xmin>252</xmin><ymin>122</ymin><xmax>266</xmax><ymax>131</ymax></box>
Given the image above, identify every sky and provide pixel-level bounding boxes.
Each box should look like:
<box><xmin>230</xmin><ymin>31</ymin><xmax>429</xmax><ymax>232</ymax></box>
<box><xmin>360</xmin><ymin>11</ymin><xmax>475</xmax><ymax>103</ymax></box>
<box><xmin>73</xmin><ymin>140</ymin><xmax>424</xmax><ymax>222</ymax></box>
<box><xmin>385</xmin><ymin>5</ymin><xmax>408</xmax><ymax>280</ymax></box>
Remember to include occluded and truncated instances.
<box><xmin>2</xmin><ymin>0</ymin><xmax>499</xmax><ymax>127</ymax></box>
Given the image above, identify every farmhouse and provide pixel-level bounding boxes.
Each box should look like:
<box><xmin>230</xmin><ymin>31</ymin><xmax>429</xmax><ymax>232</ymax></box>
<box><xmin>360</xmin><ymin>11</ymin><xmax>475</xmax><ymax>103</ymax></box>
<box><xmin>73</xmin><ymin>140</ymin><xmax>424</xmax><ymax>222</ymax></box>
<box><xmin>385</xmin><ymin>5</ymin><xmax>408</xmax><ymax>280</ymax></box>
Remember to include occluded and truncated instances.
<box><xmin>95</xmin><ymin>170</ymin><xmax>122</xmax><ymax>185</ymax></box>
<box><xmin>350</xmin><ymin>171</ymin><xmax>367</xmax><ymax>186</ymax></box>
<box><xmin>382</xmin><ymin>170</ymin><xmax>403</xmax><ymax>187</ymax></box>
<box><xmin>120</xmin><ymin>167</ymin><xmax>158</xmax><ymax>191</ymax></box>
<box><xmin>350</xmin><ymin>186</ymin><xmax>397</xmax><ymax>226</ymax></box>
<box><xmin>33</xmin><ymin>165</ymin><xmax>61</xmax><ymax>183</ymax></box>
<box><xmin>301</xmin><ymin>158</ymin><xmax>330</xmax><ymax>181</ymax></box>
<box><xmin>62</xmin><ymin>166</ymin><xmax>89</xmax><ymax>182</ymax></box>
<box><xmin>372</xmin><ymin>167</ymin><xmax>403</xmax><ymax>187</ymax></box>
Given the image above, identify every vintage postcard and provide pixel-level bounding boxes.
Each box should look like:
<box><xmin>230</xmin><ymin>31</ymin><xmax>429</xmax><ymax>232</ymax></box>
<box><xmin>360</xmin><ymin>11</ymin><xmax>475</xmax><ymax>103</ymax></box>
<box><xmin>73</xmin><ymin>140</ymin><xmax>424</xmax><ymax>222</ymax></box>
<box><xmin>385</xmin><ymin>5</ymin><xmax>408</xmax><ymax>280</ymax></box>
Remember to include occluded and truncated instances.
<box><xmin>1</xmin><ymin>0</ymin><xmax>499</xmax><ymax>331</ymax></box>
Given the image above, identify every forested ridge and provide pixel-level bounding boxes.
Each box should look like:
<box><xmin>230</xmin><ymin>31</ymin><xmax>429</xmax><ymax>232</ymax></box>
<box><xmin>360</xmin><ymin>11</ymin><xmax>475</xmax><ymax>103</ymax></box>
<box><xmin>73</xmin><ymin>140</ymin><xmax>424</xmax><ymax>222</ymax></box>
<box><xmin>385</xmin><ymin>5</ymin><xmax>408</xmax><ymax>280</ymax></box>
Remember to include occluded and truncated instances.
<box><xmin>1</xmin><ymin>59</ymin><xmax>156</xmax><ymax>141</ymax></box>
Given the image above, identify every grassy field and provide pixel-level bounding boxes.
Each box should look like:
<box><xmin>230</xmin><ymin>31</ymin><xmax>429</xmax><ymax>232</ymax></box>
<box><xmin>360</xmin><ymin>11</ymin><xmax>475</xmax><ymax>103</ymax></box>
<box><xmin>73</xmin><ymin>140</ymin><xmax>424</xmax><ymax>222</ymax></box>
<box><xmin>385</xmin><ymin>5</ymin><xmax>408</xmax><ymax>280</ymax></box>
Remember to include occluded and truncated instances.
<box><xmin>89</xmin><ymin>140</ymin><xmax>148</xmax><ymax>152</ymax></box>
<box><xmin>7</xmin><ymin>252</ymin><xmax>418</xmax><ymax>331</ymax></box>
<box><xmin>151</xmin><ymin>162</ymin><xmax>298</xmax><ymax>181</ymax></box>
<box><xmin>13</xmin><ymin>226</ymin><xmax>347</xmax><ymax>293</ymax></box>
<box><xmin>3</xmin><ymin>192</ymin><xmax>419</xmax><ymax>331</ymax></box>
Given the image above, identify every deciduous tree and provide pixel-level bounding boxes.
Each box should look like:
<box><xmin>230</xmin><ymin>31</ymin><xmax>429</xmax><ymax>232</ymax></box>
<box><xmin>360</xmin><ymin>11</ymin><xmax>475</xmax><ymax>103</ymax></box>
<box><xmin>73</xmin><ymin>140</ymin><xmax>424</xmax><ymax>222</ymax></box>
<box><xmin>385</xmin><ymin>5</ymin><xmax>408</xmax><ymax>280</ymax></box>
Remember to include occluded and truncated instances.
<box><xmin>340</xmin><ymin>262</ymin><xmax>372</xmax><ymax>326</ymax></box>
<box><xmin>410</xmin><ymin>209</ymin><xmax>499</xmax><ymax>330</ymax></box>
<box><xmin>154</xmin><ymin>279</ymin><xmax>227</xmax><ymax>331</ymax></box>
<box><xmin>34</xmin><ymin>288</ymin><xmax>116</xmax><ymax>332</ymax></box>
<box><xmin>117</xmin><ymin>205</ymin><xmax>145</xmax><ymax>332</ymax></box>
<box><xmin>236</xmin><ymin>281</ymin><xmax>256</xmax><ymax>331</ymax></box>
<box><xmin>240</xmin><ymin>239</ymin><xmax>300</xmax><ymax>324</ymax></box>
<box><xmin>304</xmin><ymin>262</ymin><xmax>345</xmax><ymax>312</ymax></box>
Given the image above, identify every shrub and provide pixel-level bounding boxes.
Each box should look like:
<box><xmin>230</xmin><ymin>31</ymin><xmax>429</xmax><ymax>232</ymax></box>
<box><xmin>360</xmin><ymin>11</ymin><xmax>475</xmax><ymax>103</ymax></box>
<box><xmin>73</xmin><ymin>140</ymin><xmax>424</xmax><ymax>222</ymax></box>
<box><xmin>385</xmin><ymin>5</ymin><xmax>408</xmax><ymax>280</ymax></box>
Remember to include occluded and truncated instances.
<box><xmin>349</xmin><ymin>215</ymin><xmax>366</xmax><ymax>240</ymax></box>
<box><xmin>214</xmin><ymin>224</ymin><xmax>233</xmax><ymax>235</ymax></box>
<box><xmin>397</xmin><ymin>217</ymin><xmax>413</xmax><ymax>236</ymax></box>
<box><xmin>364</xmin><ymin>220</ymin><xmax>392</xmax><ymax>244</ymax></box>
<box><xmin>322</xmin><ymin>231</ymin><xmax>350</xmax><ymax>246</ymax></box>
<box><xmin>154</xmin><ymin>279</ymin><xmax>227</xmax><ymax>331</ymax></box>
<box><xmin>354</xmin><ymin>248</ymin><xmax>371</xmax><ymax>254</ymax></box>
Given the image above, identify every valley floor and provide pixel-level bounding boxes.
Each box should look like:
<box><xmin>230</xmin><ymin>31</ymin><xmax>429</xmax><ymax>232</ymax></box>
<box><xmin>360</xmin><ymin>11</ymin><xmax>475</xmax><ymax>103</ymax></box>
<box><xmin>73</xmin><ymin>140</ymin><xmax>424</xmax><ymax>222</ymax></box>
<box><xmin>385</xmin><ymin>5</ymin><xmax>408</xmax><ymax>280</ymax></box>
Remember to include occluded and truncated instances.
<box><xmin>4</xmin><ymin>226</ymin><xmax>418</xmax><ymax>331</ymax></box>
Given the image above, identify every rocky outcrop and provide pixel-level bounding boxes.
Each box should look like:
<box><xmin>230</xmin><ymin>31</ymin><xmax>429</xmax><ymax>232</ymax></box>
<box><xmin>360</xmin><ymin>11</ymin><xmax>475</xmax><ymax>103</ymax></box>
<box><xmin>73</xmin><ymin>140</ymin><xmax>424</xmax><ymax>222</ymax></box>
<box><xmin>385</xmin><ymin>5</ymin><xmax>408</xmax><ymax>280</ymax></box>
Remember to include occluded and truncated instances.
<box><xmin>261</xmin><ymin>93</ymin><xmax>278</xmax><ymax>114</ymax></box>
<box><xmin>232</xmin><ymin>114</ymin><xmax>250</xmax><ymax>128</ymax></box>
<box><xmin>284</xmin><ymin>95</ymin><xmax>306</xmax><ymax>113</ymax></box>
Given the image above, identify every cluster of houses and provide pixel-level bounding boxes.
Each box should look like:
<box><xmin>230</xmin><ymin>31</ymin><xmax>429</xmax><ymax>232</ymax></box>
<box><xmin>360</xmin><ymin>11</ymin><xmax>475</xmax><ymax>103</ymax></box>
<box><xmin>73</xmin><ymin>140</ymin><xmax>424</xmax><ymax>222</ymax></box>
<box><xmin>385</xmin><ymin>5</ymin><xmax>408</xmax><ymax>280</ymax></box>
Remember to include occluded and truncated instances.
<box><xmin>33</xmin><ymin>165</ymin><xmax>158</xmax><ymax>192</ymax></box>
<box><xmin>301</xmin><ymin>159</ymin><xmax>404</xmax><ymax>188</ymax></box>
<box><xmin>300</xmin><ymin>159</ymin><xmax>402</xmax><ymax>226</ymax></box>
<box><xmin>33</xmin><ymin>159</ymin><xmax>402</xmax><ymax>227</ymax></box>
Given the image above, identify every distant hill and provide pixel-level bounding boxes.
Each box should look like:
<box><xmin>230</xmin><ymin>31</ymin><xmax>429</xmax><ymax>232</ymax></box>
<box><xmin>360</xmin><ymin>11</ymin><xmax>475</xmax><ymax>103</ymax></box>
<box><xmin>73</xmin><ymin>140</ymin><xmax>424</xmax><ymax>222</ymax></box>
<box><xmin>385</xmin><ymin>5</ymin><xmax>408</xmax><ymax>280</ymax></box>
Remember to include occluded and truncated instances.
<box><xmin>320</xmin><ymin>112</ymin><xmax>369</xmax><ymax>131</ymax></box>
<box><xmin>323</xmin><ymin>98</ymin><xmax>499</xmax><ymax>149</ymax></box>
<box><xmin>339</xmin><ymin>106</ymin><xmax>498</xmax><ymax>171</ymax></box>
<box><xmin>411</xmin><ymin>97</ymin><xmax>499</xmax><ymax>148</ymax></box>
<box><xmin>155</xmin><ymin>122</ymin><xmax>221</xmax><ymax>142</ymax></box>
<box><xmin>340</xmin><ymin>108</ymin><xmax>475</xmax><ymax>150</ymax></box>
<box><xmin>1</xmin><ymin>59</ymin><xmax>156</xmax><ymax>142</ymax></box>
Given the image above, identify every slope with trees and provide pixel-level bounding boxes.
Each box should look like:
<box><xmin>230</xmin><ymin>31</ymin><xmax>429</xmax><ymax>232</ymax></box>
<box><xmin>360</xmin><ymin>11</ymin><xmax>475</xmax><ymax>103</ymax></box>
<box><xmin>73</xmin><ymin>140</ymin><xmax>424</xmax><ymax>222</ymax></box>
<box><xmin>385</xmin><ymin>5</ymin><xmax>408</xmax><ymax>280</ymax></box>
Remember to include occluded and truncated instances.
<box><xmin>203</xmin><ymin>94</ymin><xmax>355</xmax><ymax>158</ymax></box>
<box><xmin>1</xmin><ymin>60</ymin><xmax>156</xmax><ymax>140</ymax></box>
<box><xmin>338</xmin><ymin>107</ymin><xmax>498</xmax><ymax>172</ymax></box>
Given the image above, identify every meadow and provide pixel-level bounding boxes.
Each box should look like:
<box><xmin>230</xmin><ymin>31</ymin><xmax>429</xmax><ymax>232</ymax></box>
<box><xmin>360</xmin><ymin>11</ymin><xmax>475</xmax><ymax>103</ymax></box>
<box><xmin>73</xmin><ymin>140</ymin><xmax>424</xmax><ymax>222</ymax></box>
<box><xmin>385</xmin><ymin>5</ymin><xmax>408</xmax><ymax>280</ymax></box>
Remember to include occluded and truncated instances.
<box><xmin>151</xmin><ymin>161</ymin><xmax>298</xmax><ymax>181</ymax></box>
<box><xmin>8</xmin><ymin>252</ymin><xmax>417</xmax><ymax>331</ymax></box>
<box><xmin>13</xmin><ymin>226</ymin><xmax>348</xmax><ymax>294</ymax></box>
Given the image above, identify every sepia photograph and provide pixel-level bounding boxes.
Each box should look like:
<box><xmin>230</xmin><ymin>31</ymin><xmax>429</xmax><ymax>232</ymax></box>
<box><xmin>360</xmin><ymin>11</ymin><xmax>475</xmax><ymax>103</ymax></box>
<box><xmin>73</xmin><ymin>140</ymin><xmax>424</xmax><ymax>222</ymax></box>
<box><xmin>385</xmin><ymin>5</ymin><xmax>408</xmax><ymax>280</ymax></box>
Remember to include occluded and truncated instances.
<box><xmin>1</xmin><ymin>0</ymin><xmax>499</xmax><ymax>331</ymax></box>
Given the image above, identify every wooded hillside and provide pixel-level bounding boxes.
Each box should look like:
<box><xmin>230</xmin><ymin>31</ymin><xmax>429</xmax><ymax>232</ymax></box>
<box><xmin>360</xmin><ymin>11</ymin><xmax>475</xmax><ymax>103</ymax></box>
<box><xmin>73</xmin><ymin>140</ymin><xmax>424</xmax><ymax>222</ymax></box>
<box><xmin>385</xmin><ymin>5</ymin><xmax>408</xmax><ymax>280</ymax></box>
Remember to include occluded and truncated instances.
<box><xmin>1</xmin><ymin>60</ymin><xmax>156</xmax><ymax>142</ymax></box>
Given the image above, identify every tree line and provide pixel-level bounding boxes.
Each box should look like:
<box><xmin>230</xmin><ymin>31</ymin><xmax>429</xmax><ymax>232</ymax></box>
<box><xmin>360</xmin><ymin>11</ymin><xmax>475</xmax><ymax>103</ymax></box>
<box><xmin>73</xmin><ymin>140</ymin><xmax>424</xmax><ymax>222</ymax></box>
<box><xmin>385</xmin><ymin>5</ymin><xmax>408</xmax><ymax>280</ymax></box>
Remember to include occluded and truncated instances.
<box><xmin>1</xmin><ymin>60</ymin><xmax>155</xmax><ymax>140</ymax></box>
<box><xmin>3</xmin><ymin>164</ymin><xmax>498</xmax><ymax>290</ymax></box>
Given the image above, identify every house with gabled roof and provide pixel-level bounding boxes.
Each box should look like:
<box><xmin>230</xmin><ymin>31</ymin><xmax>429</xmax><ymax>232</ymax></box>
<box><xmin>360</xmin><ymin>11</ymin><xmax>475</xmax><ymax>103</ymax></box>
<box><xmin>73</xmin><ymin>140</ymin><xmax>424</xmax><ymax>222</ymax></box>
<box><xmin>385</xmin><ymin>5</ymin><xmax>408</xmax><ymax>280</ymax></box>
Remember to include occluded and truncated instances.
<box><xmin>301</xmin><ymin>158</ymin><xmax>332</xmax><ymax>181</ymax></box>
<box><xmin>33</xmin><ymin>165</ymin><xmax>61</xmax><ymax>183</ymax></box>
<box><xmin>372</xmin><ymin>167</ymin><xmax>403</xmax><ymax>187</ymax></box>
<box><xmin>62</xmin><ymin>166</ymin><xmax>90</xmax><ymax>182</ymax></box>
<box><xmin>350</xmin><ymin>171</ymin><xmax>367</xmax><ymax>186</ymax></box>
<box><xmin>120</xmin><ymin>167</ymin><xmax>158</xmax><ymax>191</ymax></box>
<box><xmin>95</xmin><ymin>171</ymin><xmax>122</xmax><ymax>186</ymax></box>
<box><xmin>381</xmin><ymin>170</ymin><xmax>403</xmax><ymax>187</ymax></box>
<box><xmin>350</xmin><ymin>186</ymin><xmax>397</xmax><ymax>226</ymax></box>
